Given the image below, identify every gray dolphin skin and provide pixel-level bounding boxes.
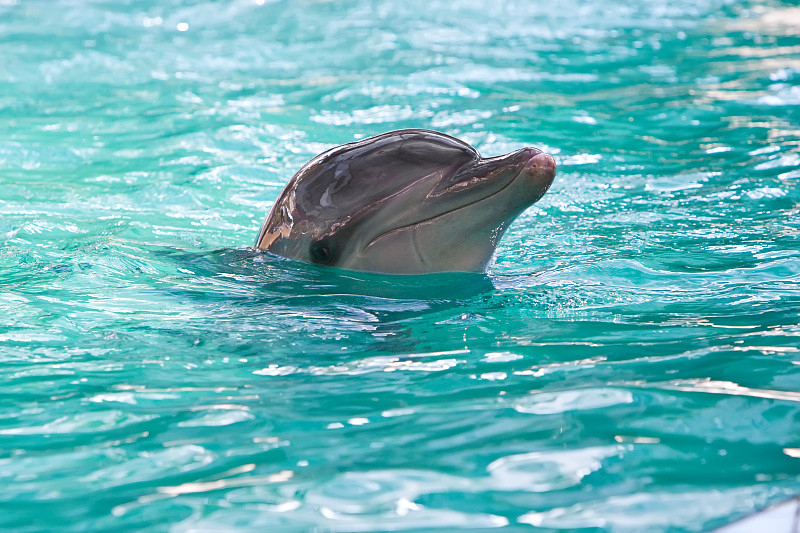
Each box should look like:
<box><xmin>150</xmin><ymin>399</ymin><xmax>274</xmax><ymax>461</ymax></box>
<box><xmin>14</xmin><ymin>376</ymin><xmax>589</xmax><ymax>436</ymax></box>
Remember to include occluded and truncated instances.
<box><xmin>255</xmin><ymin>129</ymin><xmax>556</xmax><ymax>274</ymax></box>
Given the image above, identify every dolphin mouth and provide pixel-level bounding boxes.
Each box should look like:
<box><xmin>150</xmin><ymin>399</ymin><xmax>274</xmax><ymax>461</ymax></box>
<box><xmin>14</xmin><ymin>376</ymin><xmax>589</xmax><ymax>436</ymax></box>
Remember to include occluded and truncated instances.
<box><xmin>363</xmin><ymin>149</ymin><xmax>556</xmax><ymax>252</ymax></box>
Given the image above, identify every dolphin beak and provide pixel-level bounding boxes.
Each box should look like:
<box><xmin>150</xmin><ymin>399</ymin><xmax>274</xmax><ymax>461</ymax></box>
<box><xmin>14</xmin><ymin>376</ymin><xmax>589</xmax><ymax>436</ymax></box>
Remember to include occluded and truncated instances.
<box><xmin>515</xmin><ymin>148</ymin><xmax>557</xmax><ymax>200</ymax></box>
<box><xmin>520</xmin><ymin>148</ymin><xmax>557</xmax><ymax>183</ymax></box>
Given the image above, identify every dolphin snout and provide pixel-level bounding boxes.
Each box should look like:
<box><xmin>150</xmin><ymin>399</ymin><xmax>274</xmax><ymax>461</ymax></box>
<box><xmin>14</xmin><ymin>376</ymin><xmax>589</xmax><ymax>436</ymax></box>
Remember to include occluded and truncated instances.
<box><xmin>518</xmin><ymin>148</ymin><xmax>557</xmax><ymax>190</ymax></box>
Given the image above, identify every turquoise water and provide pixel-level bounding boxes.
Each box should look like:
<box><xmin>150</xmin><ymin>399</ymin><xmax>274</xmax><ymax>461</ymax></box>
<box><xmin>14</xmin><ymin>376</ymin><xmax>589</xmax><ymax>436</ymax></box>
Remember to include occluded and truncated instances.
<box><xmin>2</xmin><ymin>0</ymin><xmax>800</xmax><ymax>530</ymax></box>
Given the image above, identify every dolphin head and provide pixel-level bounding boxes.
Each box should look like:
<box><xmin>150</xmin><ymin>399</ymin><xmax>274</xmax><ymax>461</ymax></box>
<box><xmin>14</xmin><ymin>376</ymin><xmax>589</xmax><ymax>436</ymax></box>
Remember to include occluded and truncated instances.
<box><xmin>255</xmin><ymin>129</ymin><xmax>556</xmax><ymax>274</ymax></box>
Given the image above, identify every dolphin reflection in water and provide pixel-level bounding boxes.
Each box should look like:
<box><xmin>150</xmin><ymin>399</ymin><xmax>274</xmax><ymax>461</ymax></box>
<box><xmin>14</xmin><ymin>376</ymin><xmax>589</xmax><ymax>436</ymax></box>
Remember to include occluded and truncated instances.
<box><xmin>255</xmin><ymin>129</ymin><xmax>556</xmax><ymax>274</ymax></box>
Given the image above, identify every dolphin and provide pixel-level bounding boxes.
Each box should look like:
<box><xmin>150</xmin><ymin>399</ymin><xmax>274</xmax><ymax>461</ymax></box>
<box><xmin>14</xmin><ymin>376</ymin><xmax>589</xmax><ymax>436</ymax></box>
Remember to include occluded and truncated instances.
<box><xmin>255</xmin><ymin>129</ymin><xmax>556</xmax><ymax>274</ymax></box>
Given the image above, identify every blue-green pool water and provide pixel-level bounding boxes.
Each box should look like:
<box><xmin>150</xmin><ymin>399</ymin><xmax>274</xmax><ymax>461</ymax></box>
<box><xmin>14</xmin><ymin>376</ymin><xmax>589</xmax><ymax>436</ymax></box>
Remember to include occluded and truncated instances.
<box><xmin>2</xmin><ymin>0</ymin><xmax>800</xmax><ymax>531</ymax></box>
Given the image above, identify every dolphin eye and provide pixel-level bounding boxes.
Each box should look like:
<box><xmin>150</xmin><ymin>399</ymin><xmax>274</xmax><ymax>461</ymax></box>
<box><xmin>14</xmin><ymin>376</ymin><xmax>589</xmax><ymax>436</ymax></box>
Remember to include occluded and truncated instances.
<box><xmin>310</xmin><ymin>241</ymin><xmax>333</xmax><ymax>264</ymax></box>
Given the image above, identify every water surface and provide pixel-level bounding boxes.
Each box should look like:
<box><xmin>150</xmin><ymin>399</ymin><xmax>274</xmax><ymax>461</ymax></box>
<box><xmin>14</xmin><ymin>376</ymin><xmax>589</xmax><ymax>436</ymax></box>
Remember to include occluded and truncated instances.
<box><xmin>2</xmin><ymin>0</ymin><xmax>800</xmax><ymax>531</ymax></box>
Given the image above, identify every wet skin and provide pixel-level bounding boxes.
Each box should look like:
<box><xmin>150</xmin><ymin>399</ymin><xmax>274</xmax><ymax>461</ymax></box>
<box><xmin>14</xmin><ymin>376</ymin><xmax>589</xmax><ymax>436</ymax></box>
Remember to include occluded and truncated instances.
<box><xmin>255</xmin><ymin>129</ymin><xmax>557</xmax><ymax>274</ymax></box>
